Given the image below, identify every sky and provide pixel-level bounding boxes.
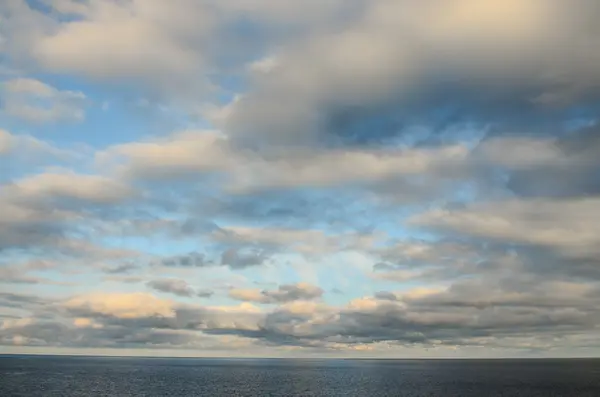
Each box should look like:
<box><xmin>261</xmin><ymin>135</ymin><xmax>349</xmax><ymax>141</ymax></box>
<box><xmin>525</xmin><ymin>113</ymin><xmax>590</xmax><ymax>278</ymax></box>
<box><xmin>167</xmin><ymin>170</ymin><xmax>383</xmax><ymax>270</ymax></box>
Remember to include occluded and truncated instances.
<box><xmin>1</xmin><ymin>0</ymin><xmax>600</xmax><ymax>359</ymax></box>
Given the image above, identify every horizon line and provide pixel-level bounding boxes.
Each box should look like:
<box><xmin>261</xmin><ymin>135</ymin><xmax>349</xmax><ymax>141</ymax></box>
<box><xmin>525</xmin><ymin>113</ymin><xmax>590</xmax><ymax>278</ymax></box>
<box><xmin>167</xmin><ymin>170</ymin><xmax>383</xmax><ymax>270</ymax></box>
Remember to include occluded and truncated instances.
<box><xmin>2</xmin><ymin>352</ymin><xmax>599</xmax><ymax>361</ymax></box>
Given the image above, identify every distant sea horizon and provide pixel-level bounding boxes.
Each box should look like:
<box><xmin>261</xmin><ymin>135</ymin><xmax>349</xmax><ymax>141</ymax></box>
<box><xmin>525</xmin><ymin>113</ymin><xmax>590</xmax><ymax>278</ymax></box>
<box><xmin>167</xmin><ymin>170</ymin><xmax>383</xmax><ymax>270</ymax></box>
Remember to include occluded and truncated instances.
<box><xmin>3</xmin><ymin>354</ymin><xmax>600</xmax><ymax>396</ymax></box>
<box><xmin>2</xmin><ymin>352</ymin><xmax>600</xmax><ymax>360</ymax></box>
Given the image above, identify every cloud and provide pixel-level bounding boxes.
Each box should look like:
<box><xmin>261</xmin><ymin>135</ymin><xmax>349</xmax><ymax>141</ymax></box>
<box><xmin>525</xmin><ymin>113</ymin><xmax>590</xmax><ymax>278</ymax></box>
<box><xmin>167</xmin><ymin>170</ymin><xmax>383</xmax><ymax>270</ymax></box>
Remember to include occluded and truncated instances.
<box><xmin>0</xmin><ymin>295</ymin><xmax>266</xmax><ymax>350</ymax></box>
<box><xmin>147</xmin><ymin>279</ymin><xmax>196</xmax><ymax>297</ymax></box>
<box><xmin>496</xmin><ymin>127</ymin><xmax>600</xmax><ymax>198</ymax></box>
<box><xmin>0</xmin><ymin>291</ymin><xmax>53</xmax><ymax>312</ymax></box>
<box><xmin>64</xmin><ymin>293</ymin><xmax>176</xmax><ymax>319</ymax></box>
<box><xmin>3</xmin><ymin>0</ymin><xmax>600</xmax><ymax>358</ymax></box>
<box><xmin>214</xmin><ymin>226</ymin><xmax>379</xmax><ymax>257</ymax></box>
<box><xmin>0</xmin><ymin>1</ymin><xmax>55</xmax><ymax>60</ymax></box>
<box><xmin>205</xmin><ymin>280</ymin><xmax>599</xmax><ymax>349</ymax></box>
<box><xmin>96</xmin><ymin>130</ymin><xmax>231</xmax><ymax>180</ymax></box>
<box><xmin>98</xmin><ymin>129</ymin><xmax>470</xmax><ymax>194</ymax></box>
<box><xmin>159</xmin><ymin>252</ymin><xmax>212</xmax><ymax>268</ymax></box>
<box><xmin>5</xmin><ymin>171</ymin><xmax>135</xmax><ymax>205</ymax></box>
<box><xmin>153</xmin><ymin>249</ymin><xmax>268</xmax><ymax>271</ymax></box>
<box><xmin>222</xmin><ymin>0</ymin><xmax>600</xmax><ymax>148</ymax></box>
<box><xmin>32</xmin><ymin>0</ymin><xmax>213</xmax><ymax>93</ymax></box>
<box><xmin>94</xmin><ymin>127</ymin><xmax>600</xmax><ymax>218</ymax></box>
<box><xmin>20</xmin><ymin>0</ymin><xmax>352</xmax><ymax>102</ymax></box>
<box><xmin>0</xmin><ymin>169</ymin><xmax>139</xmax><ymax>253</ymax></box>
<box><xmin>103</xmin><ymin>263</ymin><xmax>138</xmax><ymax>274</ymax></box>
<box><xmin>227</xmin><ymin>144</ymin><xmax>469</xmax><ymax>193</ymax></box>
<box><xmin>220</xmin><ymin>248</ymin><xmax>271</xmax><ymax>269</ymax></box>
<box><xmin>372</xmin><ymin>269</ymin><xmax>423</xmax><ymax>283</ymax></box>
<box><xmin>0</xmin><ymin>129</ymin><xmax>68</xmax><ymax>158</ymax></box>
<box><xmin>410</xmin><ymin>198</ymin><xmax>600</xmax><ymax>265</ymax></box>
<box><xmin>196</xmin><ymin>290</ymin><xmax>214</xmax><ymax>299</ymax></box>
<box><xmin>0</xmin><ymin>260</ymin><xmax>69</xmax><ymax>286</ymax></box>
<box><xmin>2</xmin><ymin>277</ymin><xmax>600</xmax><ymax>353</ymax></box>
<box><xmin>229</xmin><ymin>283</ymin><xmax>324</xmax><ymax>304</ymax></box>
<box><xmin>73</xmin><ymin>317</ymin><xmax>103</xmax><ymax>329</ymax></box>
<box><xmin>1</xmin><ymin>78</ymin><xmax>86</xmax><ymax>123</ymax></box>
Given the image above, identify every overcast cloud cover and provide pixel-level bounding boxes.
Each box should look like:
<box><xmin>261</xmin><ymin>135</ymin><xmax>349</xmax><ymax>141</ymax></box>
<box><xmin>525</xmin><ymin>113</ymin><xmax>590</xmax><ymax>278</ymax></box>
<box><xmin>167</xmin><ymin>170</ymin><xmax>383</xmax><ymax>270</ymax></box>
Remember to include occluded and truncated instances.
<box><xmin>1</xmin><ymin>0</ymin><xmax>600</xmax><ymax>358</ymax></box>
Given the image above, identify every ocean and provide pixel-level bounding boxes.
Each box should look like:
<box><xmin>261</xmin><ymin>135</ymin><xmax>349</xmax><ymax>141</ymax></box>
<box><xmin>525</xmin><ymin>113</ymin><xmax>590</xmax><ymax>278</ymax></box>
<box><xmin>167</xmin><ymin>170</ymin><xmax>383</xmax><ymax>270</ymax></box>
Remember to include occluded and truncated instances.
<box><xmin>1</xmin><ymin>355</ymin><xmax>600</xmax><ymax>396</ymax></box>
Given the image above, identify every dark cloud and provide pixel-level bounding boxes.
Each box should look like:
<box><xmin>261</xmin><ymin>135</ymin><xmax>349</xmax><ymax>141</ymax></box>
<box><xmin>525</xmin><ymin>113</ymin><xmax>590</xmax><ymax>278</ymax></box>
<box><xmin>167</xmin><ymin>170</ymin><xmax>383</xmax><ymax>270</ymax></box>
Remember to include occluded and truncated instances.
<box><xmin>159</xmin><ymin>252</ymin><xmax>212</xmax><ymax>268</ymax></box>
<box><xmin>157</xmin><ymin>247</ymin><xmax>272</xmax><ymax>270</ymax></box>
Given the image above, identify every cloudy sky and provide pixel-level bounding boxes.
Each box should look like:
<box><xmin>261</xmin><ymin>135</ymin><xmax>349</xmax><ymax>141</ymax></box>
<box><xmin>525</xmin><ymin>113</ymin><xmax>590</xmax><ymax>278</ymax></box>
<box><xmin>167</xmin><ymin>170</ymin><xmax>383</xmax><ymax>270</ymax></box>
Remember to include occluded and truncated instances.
<box><xmin>1</xmin><ymin>0</ymin><xmax>600</xmax><ymax>358</ymax></box>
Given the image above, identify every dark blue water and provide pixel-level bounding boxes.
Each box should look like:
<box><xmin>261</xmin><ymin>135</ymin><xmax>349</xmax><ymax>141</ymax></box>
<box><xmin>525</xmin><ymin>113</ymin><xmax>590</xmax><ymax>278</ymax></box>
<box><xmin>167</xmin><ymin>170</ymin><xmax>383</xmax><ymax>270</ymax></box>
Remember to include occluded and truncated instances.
<box><xmin>1</xmin><ymin>355</ymin><xmax>600</xmax><ymax>396</ymax></box>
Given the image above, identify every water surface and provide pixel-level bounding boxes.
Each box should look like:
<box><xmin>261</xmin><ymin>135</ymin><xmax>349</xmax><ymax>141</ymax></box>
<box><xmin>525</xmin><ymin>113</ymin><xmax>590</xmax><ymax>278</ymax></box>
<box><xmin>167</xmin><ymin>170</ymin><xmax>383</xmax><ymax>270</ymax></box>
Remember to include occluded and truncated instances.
<box><xmin>2</xmin><ymin>355</ymin><xmax>600</xmax><ymax>396</ymax></box>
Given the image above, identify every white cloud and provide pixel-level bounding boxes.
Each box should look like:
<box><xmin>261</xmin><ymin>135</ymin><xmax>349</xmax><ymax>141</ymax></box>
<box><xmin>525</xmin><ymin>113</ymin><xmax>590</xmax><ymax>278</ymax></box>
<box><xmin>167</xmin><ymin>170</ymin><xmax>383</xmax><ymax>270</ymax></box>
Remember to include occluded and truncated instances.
<box><xmin>1</xmin><ymin>129</ymin><xmax>52</xmax><ymax>156</ymax></box>
<box><xmin>64</xmin><ymin>292</ymin><xmax>176</xmax><ymax>319</ymax></box>
<box><xmin>0</xmin><ymin>129</ymin><xmax>87</xmax><ymax>168</ymax></box>
<box><xmin>33</xmin><ymin>1</ymin><xmax>209</xmax><ymax>92</ymax></box>
<box><xmin>6</xmin><ymin>171</ymin><xmax>135</xmax><ymax>204</ymax></box>
<box><xmin>1</xmin><ymin>77</ymin><xmax>86</xmax><ymax>123</ymax></box>
<box><xmin>73</xmin><ymin>318</ymin><xmax>103</xmax><ymax>329</ymax></box>
<box><xmin>96</xmin><ymin>130</ymin><xmax>231</xmax><ymax>179</ymax></box>
<box><xmin>228</xmin><ymin>288</ymin><xmax>268</xmax><ymax>303</ymax></box>
<box><xmin>26</xmin><ymin>0</ymin><xmax>348</xmax><ymax>101</ymax></box>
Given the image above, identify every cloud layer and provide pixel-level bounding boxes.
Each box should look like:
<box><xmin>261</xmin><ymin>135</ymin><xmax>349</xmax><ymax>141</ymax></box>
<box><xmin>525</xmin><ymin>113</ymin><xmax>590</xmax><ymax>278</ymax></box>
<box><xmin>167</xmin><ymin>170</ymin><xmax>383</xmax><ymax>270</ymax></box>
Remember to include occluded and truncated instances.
<box><xmin>1</xmin><ymin>0</ymin><xmax>600</xmax><ymax>358</ymax></box>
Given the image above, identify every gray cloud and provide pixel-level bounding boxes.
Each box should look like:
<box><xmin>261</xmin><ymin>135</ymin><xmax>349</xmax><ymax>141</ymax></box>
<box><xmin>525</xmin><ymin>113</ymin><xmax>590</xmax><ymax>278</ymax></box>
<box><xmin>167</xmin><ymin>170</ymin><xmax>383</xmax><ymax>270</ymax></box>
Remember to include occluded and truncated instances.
<box><xmin>410</xmin><ymin>198</ymin><xmax>600</xmax><ymax>270</ymax></box>
<box><xmin>502</xmin><ymin>127</ymin><xmax>600</xmax><ymax>199</ymax></box>
<box><xmin>3</xmin><ymin>1</ymin><xmax>600</xmax><ymax>358</ymax></box>
<box><xmin>159</xmin><ymin>252</ymin><xmax>212</xmax><ymax>268</ymax></box>
<box><xmin>2</xmin><ymin>275</ymin><xmax>599</xmax><ymax>354</ymax></box>
<box><xmin>229</xmin><ymin>283</ymin><xmax>324</xmax><ymax>304</ymax></box>
<box><xmin>155</xmin><ymin>248</ymin><xmax>271</xmax><ymax>270</ymax></box>
<box><xmin>196</xmin><ymin>290</ymin><xmax>214</xmax><ymax>299</ymax></box>
<box><xmin>0</xmin><ymin>292</ymin><xmax>48</xmax><ymax>308</ymax></box>
<box><xmin>103</xmin><ymin>263</ymin><xmax>138</xmax><ymax>274</ymax></box>
<box><xmin>220</xmin><ymin>248</ymin><xmax>272</xmax><ymax>269</ymax></box>
<box><xmin>222</xmin><ymin>0</ymin><xmax>600</xmax><ymax>150</ymax></box>
<box><xmin>210</xmin><ymin>280</ymin><xmax>600</xmax><ymax>349</ymax></box>
<box><xmin>147</xmin><ymin>279</ymin><xmax>196</xmax><ymax>297</ymax></box>
<box><xmin>0</xmin><ymin>170</ymin><xmax>137</xmax><ymax>255</ymax></box>
<box><xmin>373</xmin><ymin>291</ymin><xmax>399</xmax><ymax>301</ymax></box>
